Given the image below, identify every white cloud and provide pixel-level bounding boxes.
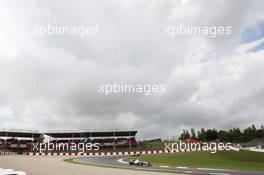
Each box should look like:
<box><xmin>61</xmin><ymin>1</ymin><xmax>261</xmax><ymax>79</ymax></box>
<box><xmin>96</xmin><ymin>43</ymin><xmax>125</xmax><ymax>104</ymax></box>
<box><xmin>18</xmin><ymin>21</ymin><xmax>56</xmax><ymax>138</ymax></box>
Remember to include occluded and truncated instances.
<box><xmin>0</xmin><ymin>106</ymin><xmax>15</xmax><ymax>118</ymax></box>
<box><xmin>0</xmin><ymin>0</ymin><xmax>264</xmax><ymax>139</ymax></box>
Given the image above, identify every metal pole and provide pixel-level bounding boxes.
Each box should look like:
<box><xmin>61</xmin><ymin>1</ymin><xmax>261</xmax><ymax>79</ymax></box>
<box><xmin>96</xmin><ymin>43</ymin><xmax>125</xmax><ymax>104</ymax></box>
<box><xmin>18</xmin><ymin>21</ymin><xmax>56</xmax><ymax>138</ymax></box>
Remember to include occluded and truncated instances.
<box><xmin>113</xmin><ymin>132</ymin><xmax>115</xmax><ymax>150</ymax></box>
<box><xmin>4</xmin><ymin>131</ymin><xmax>7</xmax><ymax>151</ymax></box>
<box><xmin>31</xmin><ymin>133</ymin><xmax>34</xmax><ymax>151</ymax></box>
<box><xmin>129</xmin><ymin>131</ymin><xmax>131</xmax><ymax>149</ymax></box>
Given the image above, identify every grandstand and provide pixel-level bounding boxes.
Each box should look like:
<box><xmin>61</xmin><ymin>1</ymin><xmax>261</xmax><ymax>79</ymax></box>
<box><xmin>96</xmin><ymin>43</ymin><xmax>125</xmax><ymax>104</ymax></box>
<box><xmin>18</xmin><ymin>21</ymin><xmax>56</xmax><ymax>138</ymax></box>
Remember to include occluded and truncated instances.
<box><xmin>0</xmin><ymin>130</ymin><xmax>41</xmax><ymax>153</ymax></box>
<box><xmin>0</xmin><ymin>129</ymin><xmax>137</xmax><ymax>153</ymax></box>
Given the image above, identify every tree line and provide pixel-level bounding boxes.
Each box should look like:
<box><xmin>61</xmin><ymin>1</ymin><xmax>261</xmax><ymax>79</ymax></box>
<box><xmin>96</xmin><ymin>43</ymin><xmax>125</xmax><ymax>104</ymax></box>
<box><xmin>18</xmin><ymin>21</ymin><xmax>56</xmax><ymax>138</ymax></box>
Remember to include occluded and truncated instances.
<box><xmin>179</xmin><ymin>124</ymin><xmax>264</xmax><ymax>143</ymax></box>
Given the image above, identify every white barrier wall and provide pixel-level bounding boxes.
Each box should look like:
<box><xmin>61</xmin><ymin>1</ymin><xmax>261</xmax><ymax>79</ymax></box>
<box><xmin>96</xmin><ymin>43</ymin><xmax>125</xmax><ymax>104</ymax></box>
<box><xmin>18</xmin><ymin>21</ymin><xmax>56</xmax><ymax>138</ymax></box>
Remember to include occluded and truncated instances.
<box><xmin>0</xmin><ymin>168</ymin><xmax>26</xmax><ymax>175</ymax></box>
<box><xmin>0</xmin><ymin>152</ymin><xmax>16</xmax><ymax>156</ymax></box>
<box><xmin>24</xmin><ymin>147</ymin><xmax>214</xmax><ymax>157</ymax></box>
<box><xmin>241</xmin><ymin>146</ymin><xmax>264</xmax><ymax>152</ymax></box>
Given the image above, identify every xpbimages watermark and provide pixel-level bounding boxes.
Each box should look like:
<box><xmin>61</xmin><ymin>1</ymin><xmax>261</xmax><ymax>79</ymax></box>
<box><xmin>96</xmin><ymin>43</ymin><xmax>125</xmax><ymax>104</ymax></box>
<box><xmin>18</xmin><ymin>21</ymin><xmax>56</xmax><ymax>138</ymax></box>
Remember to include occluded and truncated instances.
<box><xmin>164</xmin><ymin>24</ymin><xmax>232</xmax><ymax>38</ymax></box>
<box><xmin>98</xmin><ymin>82</ymin><xmax>166</xmax><ymax>96</ymax></box>
<box><xmin>32</xmin><ymin>142</ymin><xmax>99</xmax><ymax>153</ymax></box>
<box><xmin>165</xmin><ymin>141</ymin><xmax>233</xmax><ymax>154</ymax></box>
<box><xmin>32</xmin><ymin>24</ymin><xmax>99</xmax><ymax>38</ymax></box>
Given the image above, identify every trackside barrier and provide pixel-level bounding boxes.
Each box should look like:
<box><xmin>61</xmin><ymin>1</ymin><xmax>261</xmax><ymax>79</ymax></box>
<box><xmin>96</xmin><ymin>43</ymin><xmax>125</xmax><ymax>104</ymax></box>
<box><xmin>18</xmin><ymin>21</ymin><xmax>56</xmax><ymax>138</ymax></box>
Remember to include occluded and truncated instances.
<box><xmin>0</xmin><ymin>152</ymin><xmax>17</xmax><ymax>156</ymax></box>
<box><xmin>26</xmin><ymin>145</ymin><xmax>236</xmax><ymax>157</ymax></box>
<box><xmin>26</xmin><ymin>148</ymin><xmax>203</xmax><ymax>157</ymax></box>
<box><xmin>240</xmin><ymin>147</ymin><xmax>264</xmax><ymax>152</ymax></box>
<box><xmin>229</xmin><ymin>146</ymin><xmax>240</xmax><ymax>151</ymax></box>
<box><xmin>3</xmin><ymin>145</ymin><xmax>238</xmax><ymax>157</ymax></box>
<box><xmin>26</xmin><ymin>144</ymin><xmax>239</xmax><ymax>157</ymax></box>
<box><xmin>0</xmin><ymin>168</ymin><xmax>26</xmax><ymax>175</ymax></box>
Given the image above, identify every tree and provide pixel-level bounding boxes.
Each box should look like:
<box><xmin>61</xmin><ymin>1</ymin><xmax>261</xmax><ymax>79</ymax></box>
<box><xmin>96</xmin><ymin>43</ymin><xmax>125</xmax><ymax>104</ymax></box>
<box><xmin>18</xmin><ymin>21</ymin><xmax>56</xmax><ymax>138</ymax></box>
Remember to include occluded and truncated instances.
<box><xmin>190</xmin><ymin>128</ymin><xmax>196</xmax><ymax>139</ymax></box>
<box><xmin>181</xmin><ymin>124</ymin><xmax>263</xmax><ymax>143</ymax></box>
<box><xmin>199</xmin><ymin>128</ymin><xmax>206</xmax><ymax>141</ymax></box>
<box><xmin>218</xmin><ymin>130</ymin><xmax>229</xmax><ymax>142</ymax></box>
<box><xmin>233</xmin><ymin>127</ymin><xmax>242</xmax><ymax>142</ymax></box>
<box><xmin>243</xmin><ymin>127</ymin><xmax>254</xmax><ymax>142</ymax></box>
<box><xmin>179</xmin><ymin>129</ymin><xmax>190</xmax><ymax>141</ymax></box>
<box><xmin>197</xmin><ymin>130</ymin><xmax>201</xmax><ymax>141</ymax></box>
<box><xmin>256</xmin><ymin>127</ymin><xmax>264</xmax><ymax>139</ymax></box>
<box><xmin>205</xmin><ymin>129</ymin><xmax>217</xmax><ymax>141</ymax></box>
<box><xmin>252</xmin><ymin>124</ymin><xmax>257</xmax><ymax>139</ymax></box>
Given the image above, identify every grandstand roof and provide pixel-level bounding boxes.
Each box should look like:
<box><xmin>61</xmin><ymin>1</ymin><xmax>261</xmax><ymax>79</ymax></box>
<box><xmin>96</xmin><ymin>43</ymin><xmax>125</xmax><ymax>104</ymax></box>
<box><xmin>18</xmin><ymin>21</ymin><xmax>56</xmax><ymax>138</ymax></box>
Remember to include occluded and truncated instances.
<box><xmin>0</xmin><ymin>130</ymin><xmax>41</xmax><ymax>138</ymax></box>
<box><xmin>44</xmin><ymin>130</ymin><xmax>137</xmax><ymax>138</ymax></box>
<box><xmin>0</xmin><ymin>129</ymin><xmax>137</xmax><ymax>139</ymax></box>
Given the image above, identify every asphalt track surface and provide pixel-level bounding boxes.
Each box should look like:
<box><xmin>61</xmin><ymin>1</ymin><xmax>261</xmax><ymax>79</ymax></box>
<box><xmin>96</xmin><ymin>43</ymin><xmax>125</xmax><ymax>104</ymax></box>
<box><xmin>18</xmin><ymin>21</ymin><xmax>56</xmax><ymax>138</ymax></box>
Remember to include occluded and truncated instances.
<box><xmin>0</xmin><ymin>155</ymin><xmax>167</xmax><ymax>175</ymax></box>
<box><xmin>75</xmin><ymin>156</ymin><xmax>264</xmax><ymax>175</ymax></box>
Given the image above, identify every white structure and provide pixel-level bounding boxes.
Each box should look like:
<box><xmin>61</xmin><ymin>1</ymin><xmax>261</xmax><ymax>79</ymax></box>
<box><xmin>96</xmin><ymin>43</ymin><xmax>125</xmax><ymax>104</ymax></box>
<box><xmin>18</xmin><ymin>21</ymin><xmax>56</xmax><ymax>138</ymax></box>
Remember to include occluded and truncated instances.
<box><xmin>0</xmin><ymin>168</ymin><xmax>26</xmax><ymax>175</ymax></box>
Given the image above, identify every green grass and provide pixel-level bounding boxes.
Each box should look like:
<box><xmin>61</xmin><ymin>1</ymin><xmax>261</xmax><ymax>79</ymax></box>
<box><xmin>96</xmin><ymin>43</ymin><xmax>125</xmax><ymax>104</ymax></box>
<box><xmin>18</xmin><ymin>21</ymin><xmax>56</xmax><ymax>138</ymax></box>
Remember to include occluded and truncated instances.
<box><xmin>124</xmin><ymin>150</ymin><xmax>264</xmax><ymax>171</ymax></box>
<box><xmin>141</xmin><ymin>141</ymin><xmax>167</xmax><ymax>150</ymax></box>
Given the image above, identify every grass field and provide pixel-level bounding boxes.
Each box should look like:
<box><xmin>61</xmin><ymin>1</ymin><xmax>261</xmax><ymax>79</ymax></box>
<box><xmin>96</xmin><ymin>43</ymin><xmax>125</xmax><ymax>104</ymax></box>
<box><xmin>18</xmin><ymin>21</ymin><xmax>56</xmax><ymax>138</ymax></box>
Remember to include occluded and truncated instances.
<box><xmin>124</xmin><ymin>150</ymin><xmax>264</xmax><ymax>171</ymax></box>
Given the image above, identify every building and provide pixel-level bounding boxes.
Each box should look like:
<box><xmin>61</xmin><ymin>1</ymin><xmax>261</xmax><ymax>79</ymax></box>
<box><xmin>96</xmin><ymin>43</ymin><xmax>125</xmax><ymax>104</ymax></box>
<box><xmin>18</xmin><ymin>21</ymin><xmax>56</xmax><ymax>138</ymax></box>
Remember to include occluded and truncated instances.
<box><xmin>0</xmin><ymin>129</ymin><xmax>137</xmax><ymax>153</ymax></box>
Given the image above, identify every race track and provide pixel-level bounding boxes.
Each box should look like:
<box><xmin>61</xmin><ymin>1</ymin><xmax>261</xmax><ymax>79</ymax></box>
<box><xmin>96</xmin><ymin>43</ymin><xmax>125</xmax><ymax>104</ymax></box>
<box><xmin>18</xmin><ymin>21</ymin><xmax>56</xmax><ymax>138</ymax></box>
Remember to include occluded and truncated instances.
<box><xmin>1</xmin><ymin>155</ymin><xmax>264</xmax><ymax>175</ymax></box>
<box><xmin>0</xmin><ymin>155</ymin><xmax>170</xmax><ymax>175</ymax></box>
<box><xmin>75</xmin><ymin>156</ymin><xmax>264</xmax><ymax>175</ymax></box>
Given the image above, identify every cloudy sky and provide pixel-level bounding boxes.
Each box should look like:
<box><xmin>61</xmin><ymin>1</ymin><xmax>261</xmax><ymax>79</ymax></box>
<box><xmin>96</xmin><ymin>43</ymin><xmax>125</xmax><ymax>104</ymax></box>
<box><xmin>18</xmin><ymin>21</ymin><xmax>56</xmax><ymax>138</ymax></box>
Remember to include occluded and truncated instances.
<box><xmin>0</xmin><ymin>0</ymin><xmax>264</xmax><ymax>139</ymax></box>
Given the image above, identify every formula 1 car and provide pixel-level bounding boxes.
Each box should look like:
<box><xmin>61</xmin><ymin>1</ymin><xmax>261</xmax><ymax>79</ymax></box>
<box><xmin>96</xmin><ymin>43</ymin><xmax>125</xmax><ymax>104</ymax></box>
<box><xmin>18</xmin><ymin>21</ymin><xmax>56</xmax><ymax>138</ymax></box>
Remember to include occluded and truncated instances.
<box><xmin>129</xmin><ymin>159</ymin><xmax>152</xmax><ymax>167</ymax></box>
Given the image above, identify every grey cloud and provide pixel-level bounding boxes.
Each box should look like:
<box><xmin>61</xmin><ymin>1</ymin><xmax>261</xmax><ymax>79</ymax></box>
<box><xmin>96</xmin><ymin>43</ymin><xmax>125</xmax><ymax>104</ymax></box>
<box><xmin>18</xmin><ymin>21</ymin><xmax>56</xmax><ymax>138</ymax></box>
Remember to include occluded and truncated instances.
<box><xmin>0</xmin><ymin>0</ymin><xmax>264</xmax><ymax>139</ymax></box>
